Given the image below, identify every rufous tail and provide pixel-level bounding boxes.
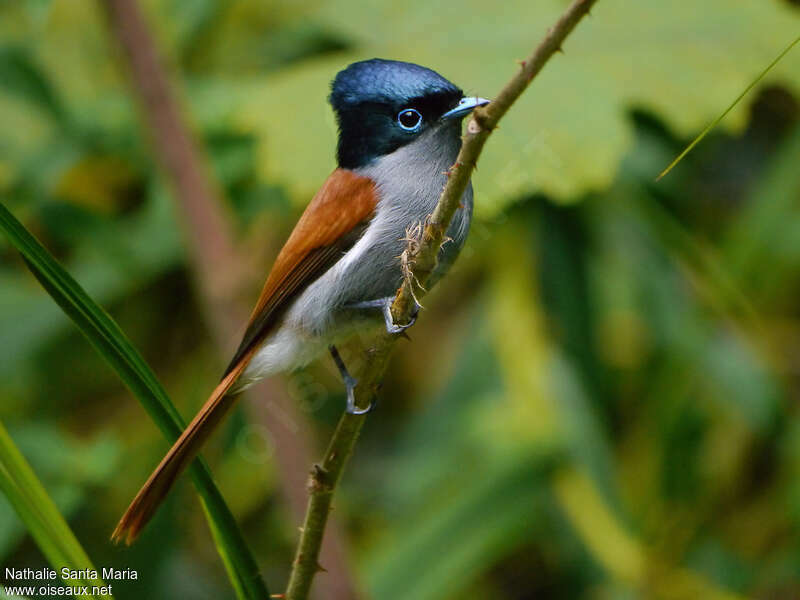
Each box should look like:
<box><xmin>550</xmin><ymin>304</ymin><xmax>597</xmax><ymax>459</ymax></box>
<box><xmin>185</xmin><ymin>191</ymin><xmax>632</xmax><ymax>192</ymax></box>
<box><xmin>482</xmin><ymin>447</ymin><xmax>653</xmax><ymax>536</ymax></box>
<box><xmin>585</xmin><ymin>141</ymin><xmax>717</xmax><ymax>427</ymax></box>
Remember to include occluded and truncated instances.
<box><xmin>112</xmin><ymin>351</ymin><xmax>255</xmax><ymax>545</ymax></box>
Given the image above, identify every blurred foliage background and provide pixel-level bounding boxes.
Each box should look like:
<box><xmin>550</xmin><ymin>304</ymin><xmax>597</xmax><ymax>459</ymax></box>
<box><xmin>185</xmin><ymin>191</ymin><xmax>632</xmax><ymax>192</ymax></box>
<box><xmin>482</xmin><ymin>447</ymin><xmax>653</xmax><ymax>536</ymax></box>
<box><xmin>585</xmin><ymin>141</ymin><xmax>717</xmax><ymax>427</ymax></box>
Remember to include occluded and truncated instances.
<box><xmin>1</xmin><ymin>0</ymin><xmax>800</xmax><ymax>598</ymax></box>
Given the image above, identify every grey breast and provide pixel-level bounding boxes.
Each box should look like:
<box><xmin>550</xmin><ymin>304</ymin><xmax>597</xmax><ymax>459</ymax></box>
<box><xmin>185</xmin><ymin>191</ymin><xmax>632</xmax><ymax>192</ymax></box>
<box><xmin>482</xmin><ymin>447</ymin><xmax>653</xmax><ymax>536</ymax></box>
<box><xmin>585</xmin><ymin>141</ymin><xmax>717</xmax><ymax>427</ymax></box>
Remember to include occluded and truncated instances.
<box><xmin>347</xmin><ymin>120</ymin><xmax>473</xmax><ymax>304</ymax></box>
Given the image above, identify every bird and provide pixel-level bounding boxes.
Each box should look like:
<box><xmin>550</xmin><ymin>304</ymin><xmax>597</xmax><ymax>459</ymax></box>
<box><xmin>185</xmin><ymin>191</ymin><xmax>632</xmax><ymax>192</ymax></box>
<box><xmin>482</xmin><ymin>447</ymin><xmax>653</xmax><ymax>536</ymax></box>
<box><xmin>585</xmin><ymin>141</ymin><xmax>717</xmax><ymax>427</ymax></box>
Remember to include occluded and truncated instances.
<box><xmin>112</xmin><ymin>58</ymin><xmax>488</xmax><ymax>544</ymax></box>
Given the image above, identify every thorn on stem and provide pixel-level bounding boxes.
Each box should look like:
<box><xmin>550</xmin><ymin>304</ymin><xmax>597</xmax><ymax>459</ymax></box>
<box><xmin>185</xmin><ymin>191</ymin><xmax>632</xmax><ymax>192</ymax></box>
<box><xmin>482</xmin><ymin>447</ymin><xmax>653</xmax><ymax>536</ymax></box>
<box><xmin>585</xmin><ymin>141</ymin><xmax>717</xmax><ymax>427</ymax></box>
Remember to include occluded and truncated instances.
<box><xmin>316</xmin><ymin>563</ymin><xmax>328</xmax><ymax>573</ymax></box>
<box><xmin>443</xmin><ymin>161</ymin><xmax>462</xmax><ymax>179</ymax></box>
<box><xmin>308</xmin><ymin>464</ymin><xmax>331</xmax><ymax>493</ymax></box>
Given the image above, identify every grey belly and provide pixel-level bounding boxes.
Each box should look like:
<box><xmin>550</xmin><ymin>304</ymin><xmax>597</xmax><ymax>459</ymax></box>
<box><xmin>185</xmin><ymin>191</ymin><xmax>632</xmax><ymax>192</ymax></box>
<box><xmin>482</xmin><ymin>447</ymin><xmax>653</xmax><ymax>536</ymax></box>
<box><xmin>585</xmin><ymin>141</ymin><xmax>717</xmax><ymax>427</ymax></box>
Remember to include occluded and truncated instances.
<box><xmin>335</xmin><ymin>184</ymin><xmax>473</xmax><ymax>314</ymax></box>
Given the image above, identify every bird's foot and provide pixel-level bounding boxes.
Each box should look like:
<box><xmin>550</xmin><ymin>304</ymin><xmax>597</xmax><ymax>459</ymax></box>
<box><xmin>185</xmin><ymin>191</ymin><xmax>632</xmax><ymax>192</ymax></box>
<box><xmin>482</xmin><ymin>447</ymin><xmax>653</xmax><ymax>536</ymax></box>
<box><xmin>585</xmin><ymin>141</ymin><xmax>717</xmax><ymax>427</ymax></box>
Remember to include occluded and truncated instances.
<box><xmin>348</xmin><ymin>296</ymin><xmax>420</xmax><ymax>335</ymax></box>
<box><xmin>343</xmin><ymin>372</ymin><xmax>371</xmax><ymax>415</ymax></box>
<box><xmin>329</xmin><ymin>345</ymin><xmax>373</xmax><ymax>414</ymax></box>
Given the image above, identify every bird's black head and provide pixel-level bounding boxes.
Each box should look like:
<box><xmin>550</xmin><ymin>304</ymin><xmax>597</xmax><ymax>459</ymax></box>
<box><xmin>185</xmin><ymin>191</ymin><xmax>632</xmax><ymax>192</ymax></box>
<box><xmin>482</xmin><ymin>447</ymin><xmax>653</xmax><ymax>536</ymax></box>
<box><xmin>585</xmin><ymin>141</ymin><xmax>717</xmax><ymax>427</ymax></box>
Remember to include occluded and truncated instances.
<box><xmin>330</xmin><ymin>59</ymin><xmax>465</xmax><ymax>169</ymax></box>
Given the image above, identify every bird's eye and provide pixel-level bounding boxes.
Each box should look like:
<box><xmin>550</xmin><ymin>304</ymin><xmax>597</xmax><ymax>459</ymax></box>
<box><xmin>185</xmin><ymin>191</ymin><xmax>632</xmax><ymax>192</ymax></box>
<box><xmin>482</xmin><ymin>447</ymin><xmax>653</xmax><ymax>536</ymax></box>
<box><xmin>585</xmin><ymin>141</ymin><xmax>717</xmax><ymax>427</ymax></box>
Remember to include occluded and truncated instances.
<box><xmin>397</xmin><ymin>108</ymin><xmax>422</xmax><ymax>131</ymax></box>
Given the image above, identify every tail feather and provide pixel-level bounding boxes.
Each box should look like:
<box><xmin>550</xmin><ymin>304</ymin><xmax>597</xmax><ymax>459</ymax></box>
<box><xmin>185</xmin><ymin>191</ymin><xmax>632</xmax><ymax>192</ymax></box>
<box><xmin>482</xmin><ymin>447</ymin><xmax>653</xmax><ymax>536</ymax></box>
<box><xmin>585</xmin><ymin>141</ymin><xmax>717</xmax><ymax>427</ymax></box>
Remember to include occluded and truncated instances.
<box><xmin>112</xmin><ymin>351</ymin><xmax>255</xmax><ymax>545</ymax></box>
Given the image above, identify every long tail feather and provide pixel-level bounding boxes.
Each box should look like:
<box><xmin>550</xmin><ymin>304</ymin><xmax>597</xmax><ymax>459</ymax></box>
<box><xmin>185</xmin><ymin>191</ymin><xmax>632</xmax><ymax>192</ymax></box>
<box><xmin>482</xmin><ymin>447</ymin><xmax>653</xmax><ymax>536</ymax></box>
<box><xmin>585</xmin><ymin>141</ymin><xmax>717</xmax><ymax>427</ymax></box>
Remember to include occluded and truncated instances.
<box><xmin>112</xmin><ymin>351</ymin><xmax>255</xmax><ymax>545</ymax></box>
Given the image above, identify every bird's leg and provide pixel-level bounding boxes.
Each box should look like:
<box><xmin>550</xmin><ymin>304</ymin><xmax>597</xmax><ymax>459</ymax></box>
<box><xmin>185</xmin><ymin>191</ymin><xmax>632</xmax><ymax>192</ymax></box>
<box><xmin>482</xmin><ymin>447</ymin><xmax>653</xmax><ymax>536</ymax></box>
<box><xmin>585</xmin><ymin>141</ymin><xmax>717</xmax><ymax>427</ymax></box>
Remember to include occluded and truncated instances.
<box><xmin>329</xmin><ymin>345</ymin><xmax>372</xmax><ymax>415</ymax></box>
<box><xmin>346</xmin><ymin>295</ymin><xmax>421</xmax><ymax>334</ymax></box>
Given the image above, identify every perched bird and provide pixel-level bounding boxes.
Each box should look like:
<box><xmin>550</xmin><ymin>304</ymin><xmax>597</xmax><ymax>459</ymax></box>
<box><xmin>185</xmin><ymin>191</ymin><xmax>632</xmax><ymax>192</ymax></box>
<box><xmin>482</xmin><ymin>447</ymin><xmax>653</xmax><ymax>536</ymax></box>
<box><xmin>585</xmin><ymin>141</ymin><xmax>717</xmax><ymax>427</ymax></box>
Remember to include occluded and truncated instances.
<box><xmin>113</xmin><ymin>58</ymin><xmax>488</xmax><ymax>543</ymax></box>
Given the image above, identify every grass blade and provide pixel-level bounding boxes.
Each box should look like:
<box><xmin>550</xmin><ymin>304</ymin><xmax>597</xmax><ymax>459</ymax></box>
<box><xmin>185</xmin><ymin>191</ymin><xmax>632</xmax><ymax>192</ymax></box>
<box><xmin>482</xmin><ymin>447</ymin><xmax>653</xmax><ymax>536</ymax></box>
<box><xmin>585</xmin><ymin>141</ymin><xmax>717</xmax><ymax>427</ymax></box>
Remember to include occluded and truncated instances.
<box><xmin>656</xmin><ymin>34</ymin><xmax>799</xmax><ymax>181</ymax></box>
<box><xmin>0</xmin><ymin>422</ymin><xmax>108</xmax><ymax>599</ymax></box>
<box><xmin>0</xmin><ymin>202</ymin><xmax>269</xmax><ymax>599</ymax></box>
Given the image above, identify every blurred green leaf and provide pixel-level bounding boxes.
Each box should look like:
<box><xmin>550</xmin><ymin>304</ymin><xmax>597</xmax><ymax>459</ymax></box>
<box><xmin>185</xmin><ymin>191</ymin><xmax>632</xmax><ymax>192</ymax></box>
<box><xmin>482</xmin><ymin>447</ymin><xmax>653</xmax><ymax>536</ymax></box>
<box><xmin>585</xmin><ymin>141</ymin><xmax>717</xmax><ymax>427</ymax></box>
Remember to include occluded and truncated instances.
<box><xmin>234</xmin><ymin>0</ymin><xmax>800</xmax><ymax>213</ymax></box>
<box><xmin>657</xmin><ymin>35</ymin><xmax>799</xmax><ymax>181</ymax></box>
<box><xmin>0</xmin><ymin>188</ymin><xmax>181</xmax><ymax>377</ymax></box>
<box><xmin>0</xmin><ymin>421</ymin><xmax>108</xmax><ymax>599</ymax></box>
<box><xmin>723</xmin><ymin>122</ymin><xmax>800</xmax><ymax>292</ymax></box>
<box><xmin>366</xmin><ymin>449</ymin><xmax>557</xmax><ymax>600</ymax></box>
<box><xmin>376</xmin><ymin>332</ymin><xmax>503</xmax><ymax>514</ymax></box>
<box><xmin>0</xmin><ymin>425</ymin><xmax>122</xmax><ymax>559</ymax></box>
<box><xmin>0</xmin><ymin>201</ymin><xmax>269</xmax><ymax>600</ymax></box>
<box><xmin>0</xmin><ymin>46</ymin><xmax>67</xmax><ymax>125</ymax></box>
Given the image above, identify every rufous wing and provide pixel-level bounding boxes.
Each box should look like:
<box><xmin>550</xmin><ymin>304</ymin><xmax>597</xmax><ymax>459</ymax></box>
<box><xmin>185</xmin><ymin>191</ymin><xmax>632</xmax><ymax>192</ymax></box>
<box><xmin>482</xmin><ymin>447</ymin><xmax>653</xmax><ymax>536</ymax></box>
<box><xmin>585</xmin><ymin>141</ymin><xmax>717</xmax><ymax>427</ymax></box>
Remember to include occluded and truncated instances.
<box><xmin>223</xmin><ymin>168</ymin><xmax>378</xmax><ymax>375</ymax></box>
<box><xmin>113</xmin><ymin>168</ymin><xmax>378</xmax><ymax>543</ymax></box>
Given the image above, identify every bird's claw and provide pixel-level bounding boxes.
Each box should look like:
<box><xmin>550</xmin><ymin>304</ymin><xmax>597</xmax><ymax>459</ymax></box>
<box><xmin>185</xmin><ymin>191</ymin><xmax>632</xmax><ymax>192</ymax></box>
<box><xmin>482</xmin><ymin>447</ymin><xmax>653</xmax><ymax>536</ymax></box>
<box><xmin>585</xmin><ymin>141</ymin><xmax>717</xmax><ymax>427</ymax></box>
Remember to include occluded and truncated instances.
<box><xmin>346</xmin><ymin>296</ymin><xmax>421</xmax><ymax>336</ymax></box>
<box><xmin>344</xmin><ymin>374</ymin><xmax>373</xmax><ymax>415</ymax></box>
<box><xmin>381</xmin><ymin>296</ymin><xmax>420</xmax><ymax>335</ymax></box>
<box><xmin>330</xmin><ymin>345</ymin><xmax>374</xmax><ymax>415</ymax></box>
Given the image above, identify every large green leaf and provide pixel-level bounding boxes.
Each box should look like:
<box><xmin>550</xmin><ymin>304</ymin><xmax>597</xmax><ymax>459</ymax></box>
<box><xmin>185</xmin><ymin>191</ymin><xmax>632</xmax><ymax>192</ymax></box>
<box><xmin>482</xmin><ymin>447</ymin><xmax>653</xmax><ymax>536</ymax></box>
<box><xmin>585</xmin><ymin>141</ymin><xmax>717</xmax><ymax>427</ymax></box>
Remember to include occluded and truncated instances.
<box><xmin>231</xmin><ymin>0</ymin><xmax>800</xmax><ymax>213</ymax></box>
<box><xmin>0</xmin><ymin>202</ymin><xmax>270</xmax><ymax>600</ymax></box>
<box><xmin>10</xmin><ymin>1</ymin><xmax>797</xmax><ymax>213</ymax></box>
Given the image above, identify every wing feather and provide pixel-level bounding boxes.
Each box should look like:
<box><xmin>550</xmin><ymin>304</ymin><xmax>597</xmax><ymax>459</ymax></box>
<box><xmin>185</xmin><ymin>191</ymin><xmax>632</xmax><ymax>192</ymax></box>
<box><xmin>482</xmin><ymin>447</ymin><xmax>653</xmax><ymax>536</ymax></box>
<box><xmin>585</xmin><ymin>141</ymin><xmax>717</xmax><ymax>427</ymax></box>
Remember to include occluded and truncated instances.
<box><xmin>223</xmin><ymin>168</ymin><xmax>377</xmax><ymax>375</ymax></box>
<box><xmin>113</xmin><ymin>168</ymin><xmax>377</xmax><ymax>543</ymax></box>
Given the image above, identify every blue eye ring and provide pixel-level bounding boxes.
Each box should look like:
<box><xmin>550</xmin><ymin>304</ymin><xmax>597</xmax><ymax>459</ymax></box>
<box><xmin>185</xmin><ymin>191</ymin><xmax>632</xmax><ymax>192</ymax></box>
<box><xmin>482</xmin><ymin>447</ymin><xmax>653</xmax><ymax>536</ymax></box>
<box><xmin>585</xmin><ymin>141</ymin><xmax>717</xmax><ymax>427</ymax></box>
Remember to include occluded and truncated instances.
<box><xmin>397</xmin><ymin>108</ymin><xmax>422</xmax><ymax>131</ymax></box>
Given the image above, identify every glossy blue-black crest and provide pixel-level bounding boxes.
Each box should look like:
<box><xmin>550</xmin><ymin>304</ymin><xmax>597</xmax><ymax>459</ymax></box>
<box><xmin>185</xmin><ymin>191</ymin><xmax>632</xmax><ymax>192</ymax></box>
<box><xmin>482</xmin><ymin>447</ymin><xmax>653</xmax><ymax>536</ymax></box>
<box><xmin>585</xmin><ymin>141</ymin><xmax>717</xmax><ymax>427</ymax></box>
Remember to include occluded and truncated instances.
<box><xmin>330</xmin><ymin>58</ymin><xmax>462</xmax><ymax>110</ymax></box>
<box><xmin>330</xmin><ymin>59</ymin><xmax>465</xmax><ymax>169</ymax></box>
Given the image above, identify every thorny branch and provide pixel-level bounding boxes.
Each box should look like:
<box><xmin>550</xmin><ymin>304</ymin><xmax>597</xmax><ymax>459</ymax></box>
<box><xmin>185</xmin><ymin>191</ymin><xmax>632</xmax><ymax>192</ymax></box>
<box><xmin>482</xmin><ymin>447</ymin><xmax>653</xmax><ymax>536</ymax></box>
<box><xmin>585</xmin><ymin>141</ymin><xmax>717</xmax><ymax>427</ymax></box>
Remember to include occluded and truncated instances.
<box><xmin>284</xmin><ymin>1</ymin><xmax>599</xmax><ymax>598</ymax></box>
